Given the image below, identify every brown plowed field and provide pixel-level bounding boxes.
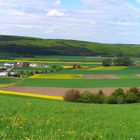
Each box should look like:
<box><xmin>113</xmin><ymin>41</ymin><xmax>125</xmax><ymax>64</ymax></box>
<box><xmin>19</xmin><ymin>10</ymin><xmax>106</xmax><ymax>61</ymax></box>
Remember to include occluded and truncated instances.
<box><xmin>1</xmin><ymin>86</ymin><xmax>136</xmax><ymax>97</ymax></box>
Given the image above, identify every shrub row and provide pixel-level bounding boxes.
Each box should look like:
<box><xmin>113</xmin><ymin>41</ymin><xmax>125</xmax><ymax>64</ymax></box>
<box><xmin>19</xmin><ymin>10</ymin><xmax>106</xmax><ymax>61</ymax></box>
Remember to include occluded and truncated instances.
<box><xmin>63</xmin><ymin>88</ymin><xmax>140</xmax><ymax>104</ymax></box>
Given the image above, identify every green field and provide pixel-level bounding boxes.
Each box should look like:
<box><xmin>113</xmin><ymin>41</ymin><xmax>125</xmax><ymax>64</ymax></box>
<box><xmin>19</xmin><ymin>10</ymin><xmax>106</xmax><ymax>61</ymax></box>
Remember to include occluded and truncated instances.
<box><xmin>13</xmin><ymin>67</ymin><xmax>48</xmax><ymax>72</ymax></box>
<box><xmin>15</xmin><ymin>66</ymin><xmax>140</xmax><ymax>88</ymax></box>
<box><xmin>0</xmin><ymin>94</ymin><xmax>140</xmax><ymax>140</ymax></box>
<box><xmin>17</xmin><ymin>78</ymin><xmax>140</xmax><ymax>88</ymax></box>
<box><xmin>0</xmin><ymin>78</ymin><xmax>18</xmax><ymax>84</ymax></box>
<box><xmin>52</xmin><ymin>66</ymin><xmax>140</xmax><ymax>74</ymax></box>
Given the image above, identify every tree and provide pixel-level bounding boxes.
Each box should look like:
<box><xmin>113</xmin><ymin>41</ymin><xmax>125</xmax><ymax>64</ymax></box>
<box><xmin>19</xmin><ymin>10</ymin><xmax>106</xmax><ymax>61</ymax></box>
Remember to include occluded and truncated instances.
<box><xmin>64</xmin><ymin>89</ymin><xmax>80</xmax><ymax>102</ymax></box>
<box><xmin>107</xmin><ymin>88</ymin><xmax>125</xmax><ymax>104</ymax></box>
<box><xmin>113</xmin><ymin>56</ymin><xmax>133</xmax><ymax>66</ymax></box>
<box><xmin>102</xmin><ymin>59</ymin><xmax>112</xmax><ymax>66</ymax></box>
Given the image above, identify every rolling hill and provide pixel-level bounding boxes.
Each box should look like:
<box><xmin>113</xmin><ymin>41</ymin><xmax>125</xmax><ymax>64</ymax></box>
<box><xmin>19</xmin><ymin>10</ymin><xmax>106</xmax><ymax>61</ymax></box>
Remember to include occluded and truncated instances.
<box><xmin>0</xmin><ymin>34</ymin><xmax>140</xmax><ymax>57</ymax></box>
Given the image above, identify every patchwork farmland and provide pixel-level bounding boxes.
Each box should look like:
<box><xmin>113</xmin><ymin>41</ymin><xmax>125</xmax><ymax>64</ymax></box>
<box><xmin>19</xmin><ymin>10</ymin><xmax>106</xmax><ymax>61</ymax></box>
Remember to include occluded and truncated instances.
<box><xmin>0</xmin><ymin>56</ymin><xmax>140</xmax><ymax>96</ymax></box>
<box><xmin>0</xmin><ymin>35</ymin><xmax>140</xmax><ymax>139</ymax></box>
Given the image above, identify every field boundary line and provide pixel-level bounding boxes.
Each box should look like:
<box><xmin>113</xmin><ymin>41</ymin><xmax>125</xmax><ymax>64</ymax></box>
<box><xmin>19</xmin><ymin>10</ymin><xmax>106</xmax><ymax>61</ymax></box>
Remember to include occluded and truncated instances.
<box><xmin>0</xmin><ymin>90</ymin><xmax>63</xmax><ymax>101</ymax></box>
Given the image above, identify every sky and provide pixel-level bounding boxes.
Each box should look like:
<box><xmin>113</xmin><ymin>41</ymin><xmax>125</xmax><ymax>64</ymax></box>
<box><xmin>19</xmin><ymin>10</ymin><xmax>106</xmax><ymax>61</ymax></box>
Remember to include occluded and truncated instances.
<box><xmin>0</xmin><ymin>0</ymin><xmax>140</xmax><ymax>44</ymax></box>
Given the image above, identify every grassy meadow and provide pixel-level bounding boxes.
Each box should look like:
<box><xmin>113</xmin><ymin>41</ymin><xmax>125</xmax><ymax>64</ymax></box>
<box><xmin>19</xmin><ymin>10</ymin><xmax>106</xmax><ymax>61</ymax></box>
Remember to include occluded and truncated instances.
<box><xmin>0</xmin><ymin>94</ymin><xmax>140</xmax><ymax>140</ymax></box>
<box><xmin>17</xmin><ymin>78</ymin><xmax>140</xmax><ymax>88</ymax></box>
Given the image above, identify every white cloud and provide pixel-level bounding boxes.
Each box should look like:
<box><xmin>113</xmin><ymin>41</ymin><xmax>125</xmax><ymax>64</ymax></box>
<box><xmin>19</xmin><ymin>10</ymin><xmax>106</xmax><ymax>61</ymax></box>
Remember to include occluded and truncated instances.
<box><xmin>8</xmin><ymin>10</ymin><xmax>40</xmax><ymax>19</ymax></box>
<box><xmin>46</xmin><ymin>9</ymin><xmax>65</xmax><ymax>17</ymax></box>
<box><xmin>44</xmin><ymin>26</ymin><xmax>58</xmax><ymax>34</ymax></box>
<box><xmin>55</xmin><ymin>0</ymin><xmax>61</xmax><ymax>5</ymax></box>
<box><xmin>115</xmin><ymin>21</ymin><xmax>139</xmax><ymax>27</ymax></box>
<box><xmin>90</xmin><ymin>21</ymin><xmax>96</xmax><ymax>25</ymax></box>
<box><xmin>82</xmin><ymin>0</ymin><xmax>95</xmax><ymax>4</ymax></box>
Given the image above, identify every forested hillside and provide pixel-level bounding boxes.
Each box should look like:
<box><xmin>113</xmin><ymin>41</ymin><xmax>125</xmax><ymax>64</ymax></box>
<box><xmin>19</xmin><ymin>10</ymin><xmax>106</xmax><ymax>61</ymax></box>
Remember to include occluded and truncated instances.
<box><xmin>0</xmin><ymin>35</ymin><xmax>140</xmax><ymax>57</ymax></box>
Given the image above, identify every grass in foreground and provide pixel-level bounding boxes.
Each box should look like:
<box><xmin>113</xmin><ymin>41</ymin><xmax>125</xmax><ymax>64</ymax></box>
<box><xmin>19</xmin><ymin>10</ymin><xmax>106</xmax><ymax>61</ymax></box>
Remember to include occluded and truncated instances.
<box><xmin>0</xmin><ymin>94</ymin><xmax>140</xmax><ymax>140</ymax></box>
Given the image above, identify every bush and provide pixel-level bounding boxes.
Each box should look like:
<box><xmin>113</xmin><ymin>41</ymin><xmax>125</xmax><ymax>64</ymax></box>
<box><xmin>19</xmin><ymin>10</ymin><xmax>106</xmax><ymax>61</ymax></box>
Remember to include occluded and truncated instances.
<box><xmin>127</xmin><ymin>88</ymin><xmax>140</xmax><ymax>102</ymax></box>
<box><xmin>125</xmin><ymin>91</ymin><xmax>138</xmax><ymax>103</ymax></box>
<box><xmin>96</xmin><ymin>90</ymin><xmax>106</xmax><ymax>104</ymax></box>
<box><xmin>107</xmin><ymin>88</ymin><xmax>125</xmax><ymax>104</ymax></box>
<box><xmin>113</xmin><ymin>56</ymin><xmax>133</xmax><ymax>66</ymax></box>
<box><xmin>79</xmin><ymin>91</ymin><xmax>94</xmax><ymax>103</ymax></box>
<box><xmin>102</xmin><ymin>59</ymin><xmax>112</xmax><ymax>66</ymax></box>
<box><xmin>64</xmin><ymin>88</ymin><xmax>140</xmax><ymax>104</ymax></box>
<box><xmin>64</xmin><ymin>89</ymin><xmax>80</xmax><ymax>102</ymax></box>
<box><xmin>129</xmin><ymin>87</ymin><xmax>140</xmax><ymax>97</ymax></box>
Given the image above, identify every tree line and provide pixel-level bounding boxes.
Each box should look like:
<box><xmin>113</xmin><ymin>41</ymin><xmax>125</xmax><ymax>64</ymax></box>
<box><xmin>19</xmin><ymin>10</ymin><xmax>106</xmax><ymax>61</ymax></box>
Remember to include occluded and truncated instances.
<box><xmin>102</xmin><ymin>56</ymin><xmax>134</xmax><ymax>66</ymax></box>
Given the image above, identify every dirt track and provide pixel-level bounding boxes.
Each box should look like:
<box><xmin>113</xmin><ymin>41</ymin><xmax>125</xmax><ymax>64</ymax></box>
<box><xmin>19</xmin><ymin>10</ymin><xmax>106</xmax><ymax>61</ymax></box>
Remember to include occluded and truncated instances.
<box><xmin>1</xmin><ymin>86</ymin><xmax>136</xmax><ymax>96</ymax></box>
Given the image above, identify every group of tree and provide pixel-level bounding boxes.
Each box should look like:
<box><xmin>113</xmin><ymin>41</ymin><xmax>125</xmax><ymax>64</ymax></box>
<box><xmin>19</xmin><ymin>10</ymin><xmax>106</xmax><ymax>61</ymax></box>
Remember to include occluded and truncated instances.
<box><xmin>64</xmin><ymin>88</ymin><xmax>140</xmax><ymax>104</ymax></box>
<box><xmin>102</xmin><ymin>56</ymin><xmax>134</xmax><ymax>66</ymax></box>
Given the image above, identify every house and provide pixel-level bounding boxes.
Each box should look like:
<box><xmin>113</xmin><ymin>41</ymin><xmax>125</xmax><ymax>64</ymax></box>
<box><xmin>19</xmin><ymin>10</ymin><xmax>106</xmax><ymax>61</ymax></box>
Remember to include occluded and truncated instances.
<box><xmin>4</xmin><ymin>63</ymin><xmax>15</xmax><ymax>67</ymax></box>
<box><xmin>29</xmin><ymin>63</ymin><xmax>38</xmax><ymax>68</ymax></box>
<box><xmin>16</xmin><ymin>62</ymin><xmax>29</xmax><ymax>68</ymax></box>
<box><xmin>0</xmin><ymin>72</ymin><xmax>8</xmax><ymax>76</ymax></box>
<box><xmin>8</xmin><ymin>72</ymin><xmax>21</xmax><ymax>78</ymax></box>
<box><xmin>44</xmin><ymin>65</ymin><xmax>49</xmax><ymax>68</ymax></box>
<box><xmin>0</xmin><ymin>67</ymin><xmax>7</xmax><ymax>71</ymax></box>
<box><xmin>29</xmin><ymin>63</ymin><xmax>48</xmax><ymax>68</ymax></box>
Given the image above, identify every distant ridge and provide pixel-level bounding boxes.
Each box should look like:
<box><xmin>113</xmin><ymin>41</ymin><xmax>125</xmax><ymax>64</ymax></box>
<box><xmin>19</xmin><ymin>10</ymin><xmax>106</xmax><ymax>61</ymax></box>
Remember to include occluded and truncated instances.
<box><xmin>0</xmin><ymin>34</ymin><xmax>140</xmax><ymax>57</ymax></box>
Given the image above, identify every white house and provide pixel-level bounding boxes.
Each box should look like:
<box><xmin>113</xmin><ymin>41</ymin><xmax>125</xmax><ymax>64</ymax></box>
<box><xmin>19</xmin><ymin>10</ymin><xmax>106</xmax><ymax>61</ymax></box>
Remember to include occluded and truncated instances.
<box><xmin>29</xmin><ymin>63</ymin><xmax>38</xmax><ymax>68</ymax></box>
<box><xmin>4</xmin><ymin>63</ymin><xmax>14</xmax><ymax>67</ymax></box>
<box><xmin>0</xmin><ymin>72</ymin><xmax>8</xmax><ymax>76</ymax></box>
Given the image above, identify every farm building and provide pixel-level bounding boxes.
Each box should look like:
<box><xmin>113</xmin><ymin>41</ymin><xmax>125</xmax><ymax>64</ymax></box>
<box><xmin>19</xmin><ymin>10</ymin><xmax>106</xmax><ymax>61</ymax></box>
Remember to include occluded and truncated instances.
<box><xmin>16</xmin><ymin>62</ymin><xmax>29</xmax><ymax>68</ymax></box>
<box><xmin>0</xmin><ymin>72</ymin><xmax>8</xmax><ymax>76</ymax></box>
<box><xmin>0</xmin><ymin>67</ymin><xmax>7</xmax><ymax>71</ymax></box>
<box><xmin>29</xmin><ymin>63</ymin><xmax>48</xmax><ymax>68</ymax></box>
<box><xmin>29</xmin><ymin>63</ymin><xmax>39</xmax><ymax>68</ymax></box>
<box><xmin>4</xmin><ymin>63</ymin><xmax>15</xmax><ymax>67</ymax></box>
<box><xmin>9</xmin><ymin>72</ymin><xmax>21</xmax><ymax>78</ymax></box>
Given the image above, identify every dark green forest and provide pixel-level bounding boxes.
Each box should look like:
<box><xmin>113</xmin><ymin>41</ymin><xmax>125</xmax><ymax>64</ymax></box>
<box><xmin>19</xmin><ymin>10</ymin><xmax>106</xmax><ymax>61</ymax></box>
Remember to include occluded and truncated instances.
<box><xmin>0</xmin><ymin>35</ymin><xmax>140</xmax><ymax>57</ymax></box>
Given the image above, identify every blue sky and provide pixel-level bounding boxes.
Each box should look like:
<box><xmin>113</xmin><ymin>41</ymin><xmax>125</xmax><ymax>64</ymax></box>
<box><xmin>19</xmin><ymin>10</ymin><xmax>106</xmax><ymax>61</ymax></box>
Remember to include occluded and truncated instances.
<box><xmin>0</xmin><ymin>0</ymin><xmax>140</xmax><ymax>44</ymax></box>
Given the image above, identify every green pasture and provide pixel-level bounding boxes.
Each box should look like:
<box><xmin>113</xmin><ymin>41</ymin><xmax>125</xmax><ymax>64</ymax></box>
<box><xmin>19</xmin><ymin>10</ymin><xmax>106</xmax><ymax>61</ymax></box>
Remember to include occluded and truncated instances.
<box><xmin>0</xmin><ymin>77</ymin><xmax>18</xmax><ymax>84</ymax></box>
<box><xmin>0</xmin><ymin>94</ymin><xmax>140</xmax><ymax>140</ymax></box>
<box><xmin>52</xmin><ymin>66</ymin><xmax>140</xmax><ymax>74</ymax></box>
<box><xmin>13</xmin><ymin>67</ymin><xmax>48</xmax><ymax>72</ymax></box>
<box><xmin>17</xmin><ymin>78</ymin><xmax>140</xmax><ymax>88</ymax></box>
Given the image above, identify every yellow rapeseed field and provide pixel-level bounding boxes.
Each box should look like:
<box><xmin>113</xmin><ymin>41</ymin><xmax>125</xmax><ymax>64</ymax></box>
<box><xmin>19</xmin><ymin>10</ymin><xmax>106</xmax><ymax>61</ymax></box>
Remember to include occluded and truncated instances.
<box><xmin>62</xmin><ymin>66</ymin><xmax>74</xmax><ymax>69</ymax></box>
<box><xmin>63</xmin><ymin>65</ymin><xmax>90</xmax><ymax>69</ymax></box>
<box><xmin>30</xmin><ymin>74</ymin><xmax>84</xmax><ymax>79</ymax></box>
<box><xmin>0</xmin><ymin>59</ymin><xmax>101</xmax><ymax>64</ymax></box>
<box><xmin>0</xmin><ymin>90</ymin><xmax>63</xmax><ymax>100</ymax></box>
<box><xmin>88</xmin><ymin>66</ymin><xmax>128</xmax><ymax>70</ymax></box>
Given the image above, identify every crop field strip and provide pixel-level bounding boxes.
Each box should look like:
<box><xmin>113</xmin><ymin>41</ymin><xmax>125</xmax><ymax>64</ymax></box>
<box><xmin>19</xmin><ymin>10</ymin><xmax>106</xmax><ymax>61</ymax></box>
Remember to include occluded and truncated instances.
<box><xmin>0</xmin><ymin>90</ymin><xmax>63</xmax><ymax>100</ymax></box>
<box><xmin>29</xmin><ymin>74</ymin><xmax>140</xmax><ymax>79</ymax></box>
<box><xmin>0</xmin><ymin>59</ymin><xmax>102</xmax><ymax>65</ymax></box>
<box><xmin>52</xmin><ymin>66</ymin><xmax>140</xmax><ymax>74</ymax></box>
<box><xmin>17</xmin><ymin>78</ymin><xmax>140</xmax><ymax>88</ymax></box>
<box><xmin>0</xmin><ymin>77</ymin><xmax>19</xmax><ymax>84</ymax></box>
<box><xmin>30</xmin><ymin>74</ymin><xmax>83</xmax><ymax>79</ymax></box>
<box><xmin>88</xmin><ymin>66</ymin><xmax>128</xmax><ymax>70</ymax></box>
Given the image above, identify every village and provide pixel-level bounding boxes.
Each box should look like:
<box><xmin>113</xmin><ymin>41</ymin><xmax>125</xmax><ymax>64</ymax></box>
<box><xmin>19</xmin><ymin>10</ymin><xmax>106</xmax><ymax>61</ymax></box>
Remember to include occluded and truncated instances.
<box><xmin>0</xmin><ymin>62</ymin><xmax>48</xmax><ymax>77</ymax></box>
